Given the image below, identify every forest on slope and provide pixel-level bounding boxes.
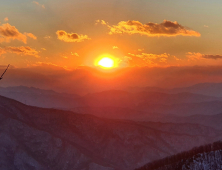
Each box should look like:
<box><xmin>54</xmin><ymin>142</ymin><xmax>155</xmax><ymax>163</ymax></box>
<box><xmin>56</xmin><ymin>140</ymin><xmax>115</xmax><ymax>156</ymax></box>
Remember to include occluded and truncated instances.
<box><xmin>136</xmin><ymin>141</ymin><xmax>222</xmax><ymax>170</ymax></box>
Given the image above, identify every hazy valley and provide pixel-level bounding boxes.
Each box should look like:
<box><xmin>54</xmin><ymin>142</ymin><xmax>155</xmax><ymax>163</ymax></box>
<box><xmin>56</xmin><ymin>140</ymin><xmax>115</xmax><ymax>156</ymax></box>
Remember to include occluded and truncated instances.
<box><xmin>0</xmin><ymin>83</ymin><xmax>222</xmax><ymax>169</ymax></box>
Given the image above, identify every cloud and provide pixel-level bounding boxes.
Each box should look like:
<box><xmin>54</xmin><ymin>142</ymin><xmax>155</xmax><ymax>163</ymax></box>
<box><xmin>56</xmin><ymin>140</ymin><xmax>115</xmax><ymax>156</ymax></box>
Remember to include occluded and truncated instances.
<box><xmin>138</xmin><ymin>49</ymin><xmax>144</xmax><ymax>52</ymax></box>
<box><xmin>95</xmin><ymin>20</ymin><xmax>107</xmax><ymax>25</ymax></box>
<box><xmin>56</xmin><ymin>30</ymin><xmax>91</xmax><ymax>42</ymax></box>
<box><xmin>127</xmin><ymin>52</ymin><xmax>169</xmax><ymax>65</ymax></box>
<box><xmin>33</xmin><ymin>1</ymin><xmax>45</xmax><ymax>9</ymax></box>
<box><xmin>0</xmin><ymin>23</ymin><xmax>27</xmax><ymax>43</ymax></box>
<box><xmin>187</xmin><ymin>52</ymin><xmax>222</xmax><ymax>60</ymax></box>
<box><xmin>97</xmin><ymin>20</ymin><xmax>201</xmax><ymax>37</ymax></box>
<box><xmin>0</xmin><ymin>46</ymin><xmax>39</xmax><ymax>57</ymax></box>
<box><xmin>71</xmin><ymin>52</ymin><xmax>79</xmax><ymax>57</ymax></box>
<box><xmin>44</xmin><ymin>36</ymin><xmax>51</xmax><ymax>39</ymax></box>
<box><xmin>174</xmin><ymin>56</ymin><xmax>181</xmax><ymax>61</ymax></box>
<box><xmin>0</xmin><ymin>23</ymin><xmax>37</xmax><ymax>43</ymax></box>
<box><xmin>32</xmin><ymin>62</ymin><xmax>69</xmax><ymax>70</ymax></box>
<box><xmin>4</xmin><ymin>17</ymin><xmax>8</xmax><ymax>22</ymax></box>
<box><xmin>0</xmin><ymin>48</ymin><xmax>7</xmax><ymax>55</ymax></box>
<box><xmin>202</xmin><ymin>55</ymin><xmax>222</xmax><ymax>60</ymax></box>
<box><xmin>62</xmin><ymin>55</ymin><xmax>68</xmax><ymax>59</ymax></box>
<box><xmin>186</xmin><ymin>52</ymin><xmax>203</xmax><ymax>61</ymax></box>
<box><xmin>113</xmin><ymin>46</ymin><xmax>118</xmax><ymax>49</ymax></box>
<box><xmin>123</xmin><ymin>56</ymin><xmax>132</xmax><ymax>62</ymax></box>
<box><xmin>25</xmin><ymin>33</ymin><xmax>37</xmax><ymax>40</ymax></box>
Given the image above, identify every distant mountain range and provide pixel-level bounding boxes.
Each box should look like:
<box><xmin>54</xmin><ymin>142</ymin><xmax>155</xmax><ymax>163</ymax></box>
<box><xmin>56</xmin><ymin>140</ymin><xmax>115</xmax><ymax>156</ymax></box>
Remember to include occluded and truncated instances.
<box><xmin>69</xmin><ymin>90</ymin><xmax>222</xmax><ymax>120</ymax></box>
<box><xmin>0</xmin><ymin>95</ymin><xmax>221</xmax><ymax>170</ymax></box>
<box><xmin>158</xmin><ymin>113</ymin><xmax>222</xmax><ymax>130</ymax></box>
<box><xmin>128</xmin><ymin>82</ymin><xmax>222</xmax><ymax>97</ymax></box>
<box><xmin>2</xmin><ymin>84</ymin><xmax>222</xmax><ymax>122</ymax></box>
<box><xmin>0</xmin><ymin>86</ymin><xmax>82</xmax><ymax>108</ymax></box>
<box><xmin>82</xmin><ymin>90</ymin><xmax>218</xmax><ymax>106</ymax></box>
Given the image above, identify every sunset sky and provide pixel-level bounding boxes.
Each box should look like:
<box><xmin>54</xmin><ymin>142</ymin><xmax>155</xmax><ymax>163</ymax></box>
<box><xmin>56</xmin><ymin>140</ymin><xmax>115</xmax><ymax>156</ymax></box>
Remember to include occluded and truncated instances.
<box><xmin>1</xmin><ymin>0</ymin><xmax>222</xmax><ymax>93</ymax></box>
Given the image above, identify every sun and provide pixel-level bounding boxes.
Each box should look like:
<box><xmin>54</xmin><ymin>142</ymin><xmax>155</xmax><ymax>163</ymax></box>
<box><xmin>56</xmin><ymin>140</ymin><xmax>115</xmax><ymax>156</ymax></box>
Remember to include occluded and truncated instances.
<box><xmin>94</xmin><ymin>54</ymin><xmax>120</xmax><ymax>70</ymax></box>
<box><xmin>98</xmin><ymin>57</ymin><xmax>114</xmax><ymax>68</ymax></box>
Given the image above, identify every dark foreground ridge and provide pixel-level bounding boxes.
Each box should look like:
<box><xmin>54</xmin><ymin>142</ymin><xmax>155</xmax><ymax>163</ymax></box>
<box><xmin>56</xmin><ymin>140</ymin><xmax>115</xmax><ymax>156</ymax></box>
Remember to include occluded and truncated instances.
<box><xmin>136</xmin><ymin>141</ymin><xmax>222</xmax><ymax>170</ymax></box>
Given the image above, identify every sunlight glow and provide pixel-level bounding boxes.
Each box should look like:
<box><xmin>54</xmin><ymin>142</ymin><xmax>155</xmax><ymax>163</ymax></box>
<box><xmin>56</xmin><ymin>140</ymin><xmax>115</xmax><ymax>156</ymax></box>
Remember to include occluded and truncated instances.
<box><xmin>98</xmin><ymin>57</ymin><xmax>114</xmax><ymax>68</ymax></box>
<box><xmin>94</xmin><ymin>54</ymin><xmax>122</xmax><ymax>71</ymax></box>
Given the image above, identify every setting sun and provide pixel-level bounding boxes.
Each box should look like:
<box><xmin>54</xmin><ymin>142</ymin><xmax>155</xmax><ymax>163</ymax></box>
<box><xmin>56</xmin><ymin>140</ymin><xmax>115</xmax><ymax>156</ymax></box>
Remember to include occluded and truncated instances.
<box><xmin>98</xmin><ymin>57</ymin><xmax>114</xmax><ymax>68</ymax></box>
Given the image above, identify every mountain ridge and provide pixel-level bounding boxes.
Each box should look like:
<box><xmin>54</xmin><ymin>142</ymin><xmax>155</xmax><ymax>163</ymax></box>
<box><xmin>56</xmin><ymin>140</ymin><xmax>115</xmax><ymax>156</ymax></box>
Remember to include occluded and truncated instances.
<box><xmin>0</xmin><ymin>95</ymin><xmax>221</xmax><ymax>169</ymax></box>
<box><xmin>136</xmin><ymin>141</ymin><xmax>222</xmax><ymax>170</ymax></box>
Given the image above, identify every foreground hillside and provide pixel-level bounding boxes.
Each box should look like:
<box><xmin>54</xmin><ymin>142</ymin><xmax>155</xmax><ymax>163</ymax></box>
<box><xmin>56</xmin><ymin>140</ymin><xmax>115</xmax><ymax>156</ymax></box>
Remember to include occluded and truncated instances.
<box><xmin>136</xmin><ymin>141</ymin><xmax>222</xmax><ymax>170</ymax></box>
<box><xmin>0</xmin><ymin>95</ymin><xmax>221</xmax><ymax>170</ymax></box>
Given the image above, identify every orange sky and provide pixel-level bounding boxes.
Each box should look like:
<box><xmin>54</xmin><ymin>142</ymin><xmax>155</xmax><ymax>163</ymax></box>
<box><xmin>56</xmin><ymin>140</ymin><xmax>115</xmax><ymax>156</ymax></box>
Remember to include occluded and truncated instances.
<box><xmin>0</xmin><ymin>0</ymin><xmax>222</xmax><ymax>92</ymax></box>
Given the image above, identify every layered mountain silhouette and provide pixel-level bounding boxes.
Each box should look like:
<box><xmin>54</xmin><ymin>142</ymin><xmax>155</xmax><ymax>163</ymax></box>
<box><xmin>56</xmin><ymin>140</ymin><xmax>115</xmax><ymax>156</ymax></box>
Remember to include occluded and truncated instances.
<box><xmin>159</xmin><ymin>113</ymin><xmax>222</xmax><ymax>130</ymax></box>
<box><xmin>1</xmin><ymin>83</ymin><xmax>222</xmax><ymax>109</ymax></box>
<box><xmin>128</xmin><ymin>82</ymin><xmax>222</xmax><ymax>97</ymax></box>
<box><xmin>0</xmin><ymin>95</ymin><xmax>222</xmax><ymax>170</ymax></box>
<box><xmin>0</xmin><ymin>86</ymin><xmax>81</xmax><ymax>108</ymax></box>
<box><xmin>2</xmin><ymin>85</ymin><xmax>222</xmax><ymax>122</ymax></box>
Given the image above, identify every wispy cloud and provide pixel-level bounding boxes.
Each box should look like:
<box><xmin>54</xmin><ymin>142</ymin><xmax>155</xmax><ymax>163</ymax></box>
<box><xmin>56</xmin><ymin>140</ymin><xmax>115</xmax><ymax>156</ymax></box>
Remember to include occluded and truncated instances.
<box><xmin>138</xmin><ymin>49</ymin><xmax>144</xmax><ymax>52</ymax></box>
<box><xmin>186</xmin><ymin>52</ymin><xmax>203</xmax><ymax>61</ymax></box>
<box><xmin>44</xmin><ymin>35</ymin><xmax>51</xmax><ymax>39</ymax></box>
<box><xmin>113</xmin><ymin>46</ymin><xmax>118</xmax><ymax>49</ymax></box>
<box><xmin>33</xmin><ymin>1</ymin><xmax>45</xmax><ymax>9</ymax></box>
<box><xmin>0</xmin><ymin>46</ymin><xmax>39</xmax><ymax>57</ymax></box>
<box><xmin>33</xmin><ymin>62</ymin><xmax>69</xmax><ymax>70</ymax></box>
<box><xmin>4</xmin><ymin>17</ymin><xmax>8</xmax><ymax>22</ymax></box>
<box><xmin>25</xmin><ymin>33</ymin><xmax>37</xmax><ymax>40</ymax></box>
<box><xmin>127</xmin><ymin>52</ymin><xmax>170</xmax><ymax>65</ymax></box>
<box><xmin>56</xmin><ymin>30</ymin><xmax>91</xmax><ymax>42</ymax></box>
<box><xmin>123</xmin><ymin>56</ymin><xmax>132</xmax><ymax>63</ymax></box>
<box><xmin>71</xmin><ymin>52</ymin><xmax>79</xmax><ymax>57</ymax></box>
<box><xmin>0</xmin><ymin>48</ymin><xmax>6</xmax><ymax>56</ymax></box>
<box><xmin>97</xmin><ymin>20</ymin><xmax>201</xmax><ymax>37</ymax></box>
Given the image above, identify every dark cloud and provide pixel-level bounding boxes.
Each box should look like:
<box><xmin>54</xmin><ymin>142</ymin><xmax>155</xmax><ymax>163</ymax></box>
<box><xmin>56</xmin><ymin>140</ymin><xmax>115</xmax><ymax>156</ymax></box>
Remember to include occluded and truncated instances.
<box><xmin>187</xmin><ymin>53</ymin><xmax>222</xmax><ymax>60</ymax></box>
<box><xmin>56</xmin><ymin>30</ymin><xmax>90</xmax><ymax>42</ymax></box>
<box><xmin>202</xmin><ymin>55</ymin><xmax>222</xmax><ymax>60</ymax></box>
<box><xmin>97</xmin><ymin>20</ymin><xmax>201</xmax><ymax>37</ymax></box>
